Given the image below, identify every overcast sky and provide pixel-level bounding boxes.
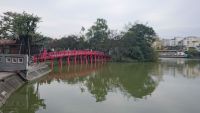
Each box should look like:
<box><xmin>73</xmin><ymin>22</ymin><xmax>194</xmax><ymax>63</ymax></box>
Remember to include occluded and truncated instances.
<box><xmin>0</xmin><ymin>0</ymin><xmax>200</xmax><ymax>39</ymax></box>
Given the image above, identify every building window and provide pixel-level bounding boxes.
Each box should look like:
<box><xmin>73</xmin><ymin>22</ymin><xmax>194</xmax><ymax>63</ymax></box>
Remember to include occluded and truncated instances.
<box><xmin>0</xmin><ymin>57</ymin><xmax>2</xmax><ymax>62</ymax></box>
<box><xmin>12</xmin><ymin>58</ymin><xmax>17</xmax><ymax>63</ymax></box>
<box><xmin>18</xmin><ymin>58</ymin><xmax>23</xmax><ymax>63</ymax></box>
<box><xmin>6</xmin><ymin>57</ymin><xmax>11</xmax><ymax>63</ymax></box>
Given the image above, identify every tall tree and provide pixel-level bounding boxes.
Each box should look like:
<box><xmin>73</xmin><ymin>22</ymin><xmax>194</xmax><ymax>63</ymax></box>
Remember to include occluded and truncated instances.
<box><xmin>86</xmin><ymin>18</ymin><xmax>110</xmax><ymax>51</ymax></box>
<box><xmin>0</xmin><ymin>11</ymin><xmax>40</xmax><ymax>55</ymax></box>
<box><xmin>122</xmin><ymin>23</ymin><xmax>157</xmax><ymax>61</ymax></box>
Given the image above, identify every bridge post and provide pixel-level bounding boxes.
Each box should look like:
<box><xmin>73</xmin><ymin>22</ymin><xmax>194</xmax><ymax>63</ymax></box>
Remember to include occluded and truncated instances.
<box><xmin>59</xmin><ymin>58</ymin><xmax>63</xmax><ymax>69</ymax></box>
<box><xmin>97</xmin><ymin>55</ymin><xmax>100</xmax><ymax>62</ymax></box>
<box><xmin>33</xmin><ymin>55</ymin><xmax>37</xmax><ymax>64</ymax></box>
<box><xmin>95</xmin><ymin>55</ymin><xmax>97</xmax><ymax>64</ymax></box>
<box><xmin>67</xmin><ymin>56</ymin><xmax>70</xmax><ymax>65</ymax></box>
<box><xmin>85</xmin><ymin>55</ymin><xmax>88</xmax><ymax>64</ymax></box>
<box><xmin>51</xmin><ymin>59</ymin><xmax>54</xmax><ymax>69</ymax></box>
<box><xmin>80</xmin><ymin>55</ymin><xmax>83</xmax><ymax>64</ymax></box>
<box><xmin>74</xmin><ymin>56</ymin><xmax>77</xmax><ymax>64</ymax></box>
<box><xmin>90</xmin><ymin>55</ymin><xmax>93</xmax><ymax>64</ymax></box>
<box><xmin>43</xmin><ymin>48</ymin><xmax>47</xmax><ymax>63</ymax></box>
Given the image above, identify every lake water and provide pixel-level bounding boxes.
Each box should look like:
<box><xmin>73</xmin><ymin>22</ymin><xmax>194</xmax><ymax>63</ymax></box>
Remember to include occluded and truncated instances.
<box><xmin>1</xmin><ymin>58</ymin><xmax>200</xmax><ymax>113</ymax></box>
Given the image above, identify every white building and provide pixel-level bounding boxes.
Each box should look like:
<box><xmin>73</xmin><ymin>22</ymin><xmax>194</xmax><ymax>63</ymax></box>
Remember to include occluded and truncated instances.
<box><xmin>161</xmin><ymin>36</ymin><xmax>200</xmax><ymax>51</ymax></box>
<box><xmin>161</xmin><ymin>37</ymin><xmax>182</xmax><ymax>47</ymax></box>
<box><xmin>161</xmin><ymin>39</ymin><xmax>172</xmax><ymax>46</ymax></box>
<box><xmin>179</xmin><ymin>36</ymin><xmax>200</xmax><ymax>47</ymax></box>
<box><xmin>179</xmin><ymin>36</ymin><xmax>200</xmax><ymax>50</ymax></box>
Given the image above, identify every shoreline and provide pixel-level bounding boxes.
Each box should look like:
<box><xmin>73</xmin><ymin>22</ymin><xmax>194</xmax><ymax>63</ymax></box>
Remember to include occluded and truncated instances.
<box><xmin>0</xmin><ymin>73</ymin><xmax>24</xmax><ymax>107</ymax></box>
<box><xmin>0</xmin><ymin>63</ymin><xmax>51</xmax><ymax>107</ymax></box>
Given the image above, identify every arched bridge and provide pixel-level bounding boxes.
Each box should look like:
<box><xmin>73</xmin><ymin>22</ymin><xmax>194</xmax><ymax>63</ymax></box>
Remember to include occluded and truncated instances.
<box><xmin>33</xmin><ymin>49</ymin><xmax>111</xmax><ymax>66</ymax></box>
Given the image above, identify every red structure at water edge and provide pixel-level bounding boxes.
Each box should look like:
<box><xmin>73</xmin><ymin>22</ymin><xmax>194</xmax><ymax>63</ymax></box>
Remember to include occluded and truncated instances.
<box><xmin>33</xmin><ymin>49</ymin><xmax>111</xmax><ymax>68</ymax></box>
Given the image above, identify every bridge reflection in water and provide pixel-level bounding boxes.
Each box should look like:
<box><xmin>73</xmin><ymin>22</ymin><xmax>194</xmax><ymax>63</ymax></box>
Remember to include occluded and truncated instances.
<box><xmin>40</xmin><ymin>63</ymin><xmax>105</xmax><ymax>84</ymax></box>
<box><xmin>41</xmin><ymin>62</ymin><xmax>160</xmax><ymax>101</ymax></box>
<box><xmin>1</xmin><ymin>59</ymin><xmax>200</xmax><ymax>113</ymax></box>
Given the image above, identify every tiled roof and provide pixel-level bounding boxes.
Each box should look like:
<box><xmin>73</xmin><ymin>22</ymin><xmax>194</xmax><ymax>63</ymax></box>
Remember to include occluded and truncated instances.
<box><xmin>0</xmin><ymin>39</ymin><xmax>16</xmax><ymax>45</ymax></box>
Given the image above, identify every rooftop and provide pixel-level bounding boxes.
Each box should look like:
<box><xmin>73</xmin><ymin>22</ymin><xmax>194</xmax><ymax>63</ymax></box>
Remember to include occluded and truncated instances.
<box><xmin>0</xmin><ymin>39</ymin><xmax>16</xmax><ymax>45</ymax></box>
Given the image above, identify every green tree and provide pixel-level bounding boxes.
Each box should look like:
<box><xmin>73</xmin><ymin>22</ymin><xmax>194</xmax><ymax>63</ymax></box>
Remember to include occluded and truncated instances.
<box><xmin>0</xmin><ymin>11</ymin><xmax>41</xmax><ymax>55</ymax></box>
<box><xmin>186</xmin><ymin>47</ymin><xmax>200</xmax><ymax>58</ymax></box>
<box><xmin>86</xmin><ymin>18</ymin><xmax>110</xmax><ymax>51</ymax></box>
<box><xmin>55</xmin><ymin>35</ymin><xmax>78</xmax><ymax>50</ymax></box>
<box><xmin>120</xmin><ymin>23</ymin><xmax>157</xmax><ymax>61</ymax></box>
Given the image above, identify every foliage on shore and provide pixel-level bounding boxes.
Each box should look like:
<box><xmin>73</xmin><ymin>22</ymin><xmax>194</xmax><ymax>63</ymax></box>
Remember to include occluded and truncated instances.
<box><xmin>185</xmin><ymin>47</ymin><xmax>200</xmax><ymax>58</ymax></box>
<box><xmin>0</xmin><ymin>12</ymin><xmax>158</xmax><ymax>62</ymax></box>
<box><xmin>0</xmin><ymin>11</ymin><xmax>49</xmax><ymax>55</ymax></box>
<box><xmin>49</xmin><ymin>19</ymin><xmax>158</xmax><ymax>62</ymax></box>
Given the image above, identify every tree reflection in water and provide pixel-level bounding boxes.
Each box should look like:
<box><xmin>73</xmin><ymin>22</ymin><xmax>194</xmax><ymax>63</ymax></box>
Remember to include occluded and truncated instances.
<box><xmin>40</xmin><ymin>63</ymin><xmax>160</xmax><ymax>102</ymax></box>
<box><xmin>0</xmin><ymin>83</ymin><xmax>45</xmax><ymax>113</ymax></box>
<box><xmin>1</xmin><ymin>58</ymin><xmax>199</xmax><ymax>113</ymax></box>
<box><xmin>84</xmin><ymin>63</ymin><xmax>159</xmax><ymax>102</ymax></box>
<box><xmin>43</xmin><ymin>59</ymin><xmax>200</xmax><ymax>102</ymax></box>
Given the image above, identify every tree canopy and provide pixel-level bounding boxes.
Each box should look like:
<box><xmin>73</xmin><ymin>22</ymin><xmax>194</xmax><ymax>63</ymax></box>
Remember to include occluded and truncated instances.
<box><xmin>120</xmin><ymin>23</ymin><xmax>157</xmax><ymax>61</ymax></box>
<box><xmin>0</xmin><ymin>12</ymin><xmax>45</xmax><ymax>55</ymax></box>
<box><xmin>48</xmin><ymin>19</ymin><xmax>158</xmax><ymax>62</ymax></box>
<box><xmin>0</xmin><ymin>11</ymin><xmax>40</xmax><ymax>39</ymax></box>
<box><xmin>86</xmin><ymin>18</ymin><xmax>110</xmax><ymax>51</ymax></box>
<box><xmin>0</xmin><ymin>11</ymin><xmax>158</xmax><ymax>61</ymax></box>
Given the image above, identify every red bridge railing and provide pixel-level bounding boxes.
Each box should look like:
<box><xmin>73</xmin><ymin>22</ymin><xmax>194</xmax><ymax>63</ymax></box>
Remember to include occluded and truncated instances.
<box><xmin>33</xmin><ymin>49</ymin><xmax>111</xmax><ymax>65</ymax></box>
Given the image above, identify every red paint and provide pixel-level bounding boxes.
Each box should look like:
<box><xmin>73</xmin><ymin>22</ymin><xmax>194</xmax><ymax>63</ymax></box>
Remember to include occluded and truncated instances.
<box><xmin>33</xmin><ymin>50</ymin><xmax>111</xmax><ymax>65</ymax></box>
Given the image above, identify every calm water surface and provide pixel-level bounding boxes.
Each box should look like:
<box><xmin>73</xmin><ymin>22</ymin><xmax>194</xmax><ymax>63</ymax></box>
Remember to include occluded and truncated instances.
<box><xmin>1</xmin><ymin>58</ymin><xmax>200</xmax><ymax>113</ymax></box>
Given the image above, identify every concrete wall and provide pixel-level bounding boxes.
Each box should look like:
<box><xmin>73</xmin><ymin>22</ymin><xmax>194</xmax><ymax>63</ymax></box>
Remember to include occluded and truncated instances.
<box><xmin>0</xmin><ymin>54</ymin><xmax>28</xmax><ymax>71</ymax></box>
<box><xmin>26</xmin><ymin>63</ymin><xmax>51</xmax><ymax>81</ymax></box>
<box><xmin>0</xmin><ymin>74</ymin><xmax>25</xmax><ymax>107</ymax></box>
<box><xmin>0</xmin><ymin>63</ymin><xmax>51</xmax><ymax>107</ymax></box>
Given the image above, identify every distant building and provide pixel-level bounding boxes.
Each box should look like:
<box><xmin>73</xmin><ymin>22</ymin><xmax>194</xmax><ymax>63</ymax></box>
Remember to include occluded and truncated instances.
<box><xmin>161</xmin><ymin>36</ymin><xmax>200</xmax><ymax>51</ymax></box>
<box><xmin>179</xmin><ymin>36</ymin><xmax>200</xmax><ymax>50</ymax></box>
<box><xmin>161</xmin><ymin>39</ymin><xmax>171</xmax><ymax>47</ymax></box>
<box><xmin>0</xmin><ymin>39</ymin><xmax>43</xmax><ymax>55</ymax></box>
<box><xmin>161</xmin><ymin>37</ymin><xmax>182</xmax><ymax>47</ymax></box>
<box><xmin>174</xmin><ymin>37</ymin><xmax>183</xmax><ymax>46</ymax></box>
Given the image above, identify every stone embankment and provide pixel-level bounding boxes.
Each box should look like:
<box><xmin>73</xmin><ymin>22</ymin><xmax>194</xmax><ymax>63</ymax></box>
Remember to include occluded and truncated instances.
<box><xmin>0</xmin><ymin>72</ymin><xmax>24</xmax><ymax>107</ymax></box>
<box><xmin>0</xmin><ymin>63</ymin><xmax>51</xmax><ymax>107</ymax></box>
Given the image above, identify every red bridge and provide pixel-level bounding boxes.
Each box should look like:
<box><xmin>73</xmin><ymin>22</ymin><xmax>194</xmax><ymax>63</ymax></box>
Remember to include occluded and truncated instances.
<box><xmin>33</xmin><ymin>49</ymin><xmax>111</xmax><ymax>67</ymax></box>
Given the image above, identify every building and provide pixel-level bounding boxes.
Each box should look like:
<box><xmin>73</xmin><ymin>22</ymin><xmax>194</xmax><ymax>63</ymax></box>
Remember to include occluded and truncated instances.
<box><xmin>161</xmin><ymin>39</ymin><xmax>171</xmax><ymax>47</ymax></box>
<box><xmin>179</xmin><ymin>36</ymin><xmax>200</xmax><ymax>50</ymax></box>
<box><xmin>0</xmin><ymin>39</ymin><xmax>18</xmax><ymax>54</ymax></box>
<box><xmin>161</xmin><ymin>37</ymin><xmax>182</xmax><ymax>47</ymax></box>
<box><xmin>0</xmin><ymin>39</ymin><xmax>43</xmax><ymax>55</ymax></box>
<box><xmin>161</xmin><ymin>36</ymin><xmax>200</xmax><ymax>51</ymax></box>
<box><xmin>174</xmin><ymin>37</ymin><xmax>183</xmax><ymax>46</ymax></box>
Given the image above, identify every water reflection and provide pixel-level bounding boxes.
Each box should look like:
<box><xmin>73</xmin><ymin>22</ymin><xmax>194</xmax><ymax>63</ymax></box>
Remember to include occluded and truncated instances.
<box><xmin>39</xmin><ymin>59</ymin><xmax>200</xmax><ymax>102</ymax></box>
<box><xmin>84</xmin><ymin>63</ymin><xmax>159</xmax><ymax>101</ymax></box>
<box><xmin>40</xmin><ymin>63</ymin><xmax>104</xmax><ymax>84</ymax></box>
<box><xmin>1</xmin><ymin>58</ymin><xmax>200</xmax><ymax>113</ymax></box>
<box><xmin>158</xmin><ymin>58</ymin><xmax>200</xmax><ymax>78</ymax></box>
<box><xmin>0</xmin><ymin>83</ymin><xmax>45</xmax><ymax>113</ymax></box>
<box><xmin>41</xmin><ymin>63</ymin><xmax>160</xmax><ymax>102</ymax></box>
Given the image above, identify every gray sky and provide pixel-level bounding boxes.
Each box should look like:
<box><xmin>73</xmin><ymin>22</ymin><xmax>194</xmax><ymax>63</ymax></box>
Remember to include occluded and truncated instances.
<box><xmin>0</xmin><ymin>0</ymin><xmax>200</xmax><ymax>39</ymax></box>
